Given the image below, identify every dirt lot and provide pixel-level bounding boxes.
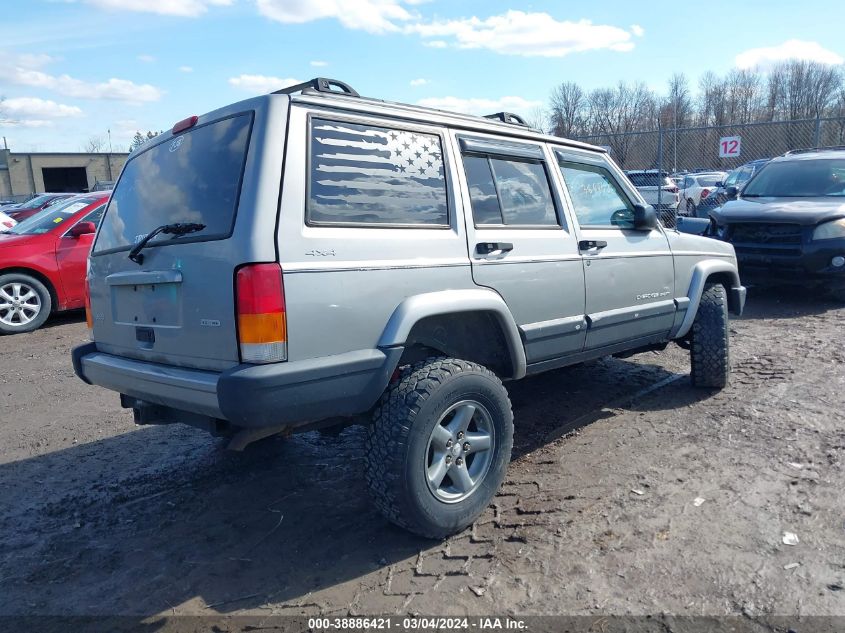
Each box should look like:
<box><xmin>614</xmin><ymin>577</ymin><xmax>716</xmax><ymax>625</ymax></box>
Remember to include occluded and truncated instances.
<box><xmin>1</xmin><ymin>287</ymin><xmax>844</xmax><ymax>628</ymax></box>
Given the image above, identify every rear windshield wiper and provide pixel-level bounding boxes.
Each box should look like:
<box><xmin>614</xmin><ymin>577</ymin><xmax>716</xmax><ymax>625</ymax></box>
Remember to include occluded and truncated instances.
<box><xmin>128</xmin><ymin>222</ymin><xmax>205</xmax><ymax>265</ymax></box>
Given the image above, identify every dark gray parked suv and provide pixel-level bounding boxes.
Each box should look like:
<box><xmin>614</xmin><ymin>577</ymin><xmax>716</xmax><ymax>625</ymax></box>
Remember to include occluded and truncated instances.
<box><xmin>710</xmin><ymin>147</ymin><xmax>845</xmax><ymax>300</ymax></box>
<box><xmin>73</xmin><ymin>78</ymin><xmax>745</xmax><ymax>538</ymax></box>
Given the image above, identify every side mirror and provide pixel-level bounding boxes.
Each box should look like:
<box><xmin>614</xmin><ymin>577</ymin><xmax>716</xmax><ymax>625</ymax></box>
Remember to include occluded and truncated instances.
<box><xmin>68</xmin><ymin>221</ymin><xmax>96</xmax><ymax>238</ymax></box>
<box><xmin>725</xmin><ymin>185</ymin><xmax>739</xmax><ymax>200</ymax></box>
<box><xmin>632</xmin><ymin>204</ymin><xmax>658</xmax><ymax>231</ymax></box>
<box><xmin>676</xmin><ymin>216</ymin><xmax>710</xmax><ymax>236</ymax></box>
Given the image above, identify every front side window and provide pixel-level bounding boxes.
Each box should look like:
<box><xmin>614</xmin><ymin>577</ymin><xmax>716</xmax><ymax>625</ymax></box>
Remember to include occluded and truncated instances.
<box><xmin>308</xmin><ymin>119</ymin><xmax>448</xmax><ymax>226</ymax></box>
<box><xmin>557</xmin><ymin>159</ymin><xmax>635</xmax><ymax>228</ymax></box>
<box><xmin>462</xmin><ymin>154</ymin><xmax>558</xmax><ymax>227</ymax></box>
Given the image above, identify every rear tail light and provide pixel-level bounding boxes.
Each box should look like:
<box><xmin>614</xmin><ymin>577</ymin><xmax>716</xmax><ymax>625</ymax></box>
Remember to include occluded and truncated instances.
<box><xmin>236</xmin><ymin>263</ymin><xmax>287</xmax><ymax>364</ymax></box>
<box><xmin>700</xmin><ymin>188</ymin><xmax>711</xmax><ymax>200</ymax></box>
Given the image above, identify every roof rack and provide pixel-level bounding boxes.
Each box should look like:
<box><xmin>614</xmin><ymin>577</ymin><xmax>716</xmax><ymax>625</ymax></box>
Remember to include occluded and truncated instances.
<box><xmin>273</xmin><ymin>77</ymin><xmax>359</xmax><ymax>97</ymax></box>
<box><xmin>784</xmin><ymin>145</ymin><xmax>845</xmax><ymax>156</ymax></box>
<box><xmin>483</xmin><ymin>112</ymin><xmax>529</xmax><ymax>126</ymax></box>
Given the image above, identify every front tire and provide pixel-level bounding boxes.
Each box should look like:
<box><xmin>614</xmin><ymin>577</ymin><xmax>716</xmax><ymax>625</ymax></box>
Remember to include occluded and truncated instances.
<box><xmin>690</xmin><ymin>283</ymin><xmax>730</xmax><ymax>388</ymax></box>
<box><xmin>0</xmin><ymin>273</ymin><xmax>52</xmax><ymax>334</ymax></box>
<box><xmin>365</xmin><ymin>357</ymin><xmax>513</xmax><ymax>539</ymax></box>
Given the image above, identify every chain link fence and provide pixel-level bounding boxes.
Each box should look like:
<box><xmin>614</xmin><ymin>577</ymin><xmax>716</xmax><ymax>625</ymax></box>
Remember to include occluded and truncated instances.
<box><xmin>575</xmin><ymin>117</ymin><xmax>845</xmax><ymax>225</ymax></box>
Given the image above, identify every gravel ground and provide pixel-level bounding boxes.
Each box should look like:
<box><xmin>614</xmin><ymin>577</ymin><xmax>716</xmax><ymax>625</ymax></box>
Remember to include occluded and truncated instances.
<box><xmin>1</xmin><ymin>286</ymin><xmax>844</xmax><ymax>628</ymax></box>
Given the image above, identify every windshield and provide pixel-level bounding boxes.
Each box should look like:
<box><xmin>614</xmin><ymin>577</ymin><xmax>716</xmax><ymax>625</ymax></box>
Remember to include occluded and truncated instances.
<box><xmin>94</xmin><ymin>113</ymin><xmax>252</xmax><ymax>253</ymax></box>
<box><xmin>14</xmin><ymin>194</ymin><xmax>56</xmax><ymax>210</ymax></box>
<box><xmin>694</xmin><ymin>175</ymin><xmax>723</xmax><ymax>187</ymax></box>
<box><xmin>8</xmin><ymin>197</ymin><xmax>101</xmax><ymax>235</ymax></box>
<box><xmin>743</xmin><ymin>159</ymin><xmax>845</xmax><ymax>197</ymax></box>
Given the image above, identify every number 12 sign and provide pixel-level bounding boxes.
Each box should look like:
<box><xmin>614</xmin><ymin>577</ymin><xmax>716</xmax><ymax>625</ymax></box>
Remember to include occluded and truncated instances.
<box><xmin>719</xmin><ymin>136</ymin><xmax>742</xmax><ymax>158</ymax></box>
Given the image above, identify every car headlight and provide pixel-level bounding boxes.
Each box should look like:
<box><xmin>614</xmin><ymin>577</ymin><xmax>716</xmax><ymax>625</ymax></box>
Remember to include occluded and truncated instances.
<box><xmin>812</xmin><ymin>218</ymin><xmax>845</xmax><ymax>240</ymax></box>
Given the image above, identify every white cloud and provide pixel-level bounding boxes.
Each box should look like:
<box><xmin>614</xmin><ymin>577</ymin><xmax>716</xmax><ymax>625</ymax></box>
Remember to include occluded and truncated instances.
<box><xmin>179</xmin><ymin>65</ymin><xmax>194</xmax><ymax>72</ymax></box>
<box><xmin>416</xmin><ymin>95</ymin><xmax>542</xmax><ymax>117</ymax></box>
<box><xmin>0</xmin><ymin>119</ymin><xmax>55</xmax><ymax>128</ymax></box>
<box><xmin>0</xmin><ymin>96</ymin><xmax>82</xmax><ymax>129</ymax></box>
<box><xmin>137</xmin><ymin>54</ymin><xmax>156</xmax><ymax>62</ymax></box>
<box><xmin>310</xmin><ymin>60</ymin><xmax>328</xmax><ymax>67</ymax></box>
<box><xmin>424</xmin><ymin>40</ymin><xmax>447</xmax><ymax>48</ymax></box>
<box><xmin>735</xmin><ymin>39</ymin><xmax>844</xmax><ymax>69</ymax></box>
<box><xmin>410</xmin><ymin>78</ymin><xmax>428</xmax><ymax>86</ymax></box>
<box><xmin>255</xmin><ymin>0</ymin><xmax>415</xmax><ymax>33</ymax></box>
<box><xmin>1</xmin><ymin>97</ymin><xmax>83</xmax><ymax>118</ymax></box>
<box><xmin>631</xmin><ymin>24</ymin><xmax>644</xmax><ymax>37</ymax></box>
<box><xmin>409</xmin><ymin>11</ymin><xmax>638</xmax><ymax>57</ymax></box>
<box><xmin>84</xmin><ymin>0</ymin><xmax>232</xmax><ymax>17</ymax></box>
<box><xmin>0</xmin><ymin>52</ymin><xmax>162</xmax><ymax>103</ymax></box>
<box><xmin>229</xmin><ymin>74</ymin><xmax>301</xmax><ymax>95</ymax></box>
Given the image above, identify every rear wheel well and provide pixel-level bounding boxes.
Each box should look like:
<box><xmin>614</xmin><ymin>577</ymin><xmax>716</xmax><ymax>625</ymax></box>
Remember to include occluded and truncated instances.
<box><xmin>398</xmin><ymin>311</ymin><xmax>514</xmax><ymax>379</ymax></box>
<box><xmin>0</xmin><ymin>267</ymin><xmax>59</xmax><ymax>313</ymax></box>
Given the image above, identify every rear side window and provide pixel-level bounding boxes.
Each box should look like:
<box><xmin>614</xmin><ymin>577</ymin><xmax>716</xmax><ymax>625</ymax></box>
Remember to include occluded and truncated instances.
<box><xmin>462</xmin><ymin>154</ymin><xmax>558</xmax><ymax>226</ymax></box>
<box><xmin>94</xmin><ymin>113</ymin><xmax>252</xmax><ymax>253</ymax></box>
<box><xmin>308</xmin><ymin>118</ymin><xmax>448</xmax><ymax>226</ymax></box>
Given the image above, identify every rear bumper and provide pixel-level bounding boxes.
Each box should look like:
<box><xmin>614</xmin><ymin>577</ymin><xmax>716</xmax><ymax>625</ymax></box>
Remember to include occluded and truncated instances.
<box><xmin>72</xmin><ymin>342</ymin><xmax>403</xmax><ymax>429</ymax></box>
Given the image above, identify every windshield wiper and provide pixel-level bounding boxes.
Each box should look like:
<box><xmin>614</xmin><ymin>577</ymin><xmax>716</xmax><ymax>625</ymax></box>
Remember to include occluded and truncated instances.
<box><xmin>128</xmin><ymin>222</ymin><xmax>205</xmax><ymax>265</ymax></box>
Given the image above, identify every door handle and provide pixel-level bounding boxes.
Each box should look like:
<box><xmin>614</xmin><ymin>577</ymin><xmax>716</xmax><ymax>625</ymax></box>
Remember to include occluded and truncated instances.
<box><xmin>476</xmin><ymin>242</ymin><xmax>514</xmax><ymax>256</ymax></box>
<box><xmin>579</xmin><ymin>240</ymin><xmax>608</xmax><ymax>252</ymax></box>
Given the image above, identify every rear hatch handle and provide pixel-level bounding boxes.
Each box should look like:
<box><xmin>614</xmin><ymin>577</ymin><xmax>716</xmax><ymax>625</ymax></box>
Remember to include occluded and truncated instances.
<box><xmin>128</xmin><ymin>222</ymin><xmax>206</xmax><ymax>265</ymax></box>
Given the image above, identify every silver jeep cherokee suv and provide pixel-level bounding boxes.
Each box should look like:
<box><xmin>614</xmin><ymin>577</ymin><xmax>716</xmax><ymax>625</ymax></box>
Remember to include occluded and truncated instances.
<box><xmin>73</xmin><ymin>78</ymin><xmax>745</xmax><ymax>538</ymax></box>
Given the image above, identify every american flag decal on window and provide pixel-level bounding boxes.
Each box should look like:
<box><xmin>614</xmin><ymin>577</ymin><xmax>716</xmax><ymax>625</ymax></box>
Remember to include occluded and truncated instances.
<box><xmin>309</xmin><ymin>119</ymin><xmax>449</xmax><ymax>225</ymax></box>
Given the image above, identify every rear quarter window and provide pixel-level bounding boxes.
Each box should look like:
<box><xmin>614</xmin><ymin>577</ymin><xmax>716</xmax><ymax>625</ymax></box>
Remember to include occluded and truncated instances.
<box><xmin>307</xmin><ymin>118</ymin><xmax>449</xmax><ymax>226</ymax></box>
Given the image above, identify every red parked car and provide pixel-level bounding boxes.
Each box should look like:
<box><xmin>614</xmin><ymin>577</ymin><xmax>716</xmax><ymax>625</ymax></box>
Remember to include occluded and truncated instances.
<box><xmin>0</xmin><ymin>192</ymin><xmax>109</xmax><ymax>334</ymax></box>
<box><xmin>5</xmin><ymin>193</ymin><xmax>74</xmax><ymax>222</ymax></box>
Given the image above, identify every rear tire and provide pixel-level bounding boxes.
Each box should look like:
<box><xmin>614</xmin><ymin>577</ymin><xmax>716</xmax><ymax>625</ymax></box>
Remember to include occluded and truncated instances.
<box><xmin>364</xmin><ymin>357</ymin><xmax>513</xmax><ymax>539</ymax></box>
<box><xmin>690</xmin><ymin>283</ymin><xmax>730</xmax><ymax>389</ymax></box>
<box><xmin>0</xmin><ymin>273</ymin><xmax>52</xmax><ymax>334</ymax></box>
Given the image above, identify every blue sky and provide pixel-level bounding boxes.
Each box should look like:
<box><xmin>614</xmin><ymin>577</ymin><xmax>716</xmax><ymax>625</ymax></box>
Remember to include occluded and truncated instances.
<box><xmin>1</xmin><ymin>0</ymin><xmax>843</xmax><ymax>152</ymax></box>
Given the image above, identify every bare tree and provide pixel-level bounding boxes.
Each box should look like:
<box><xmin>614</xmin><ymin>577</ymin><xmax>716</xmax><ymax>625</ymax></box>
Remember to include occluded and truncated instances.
<box><xmin>83</xmin><ymin>135</ymin><xmax>106</xmax><ymax>153</ymax></box>
<box><xmin>587</xmin><ymin>82</ymin><xmax>657</xmax><ymax>166</ymax></box>
<box><xmin>548</xmin><ymin>82</ymin><xmax>587</xmax><ymax>138</ymax></box>
<box><xmin>524</xmin><ymin>106</ymin><xmax>549</xmax><ymax>134</ymax></box>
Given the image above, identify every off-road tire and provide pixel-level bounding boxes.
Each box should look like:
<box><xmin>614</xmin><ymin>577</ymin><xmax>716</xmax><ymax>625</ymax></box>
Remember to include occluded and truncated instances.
<box><xmin>690</xmin><ymin>283</ymin><xmax>729</xmax><ymax>388</ymax></box>
<box><xmin>364</xmin><ymin>357</ymin><xmax>513</xmax><ymax>539</ymax></box>
<box><xmin>0</xmin><ymin>273</ymin><xmax>52</xmax><ymax>334</ymax></box>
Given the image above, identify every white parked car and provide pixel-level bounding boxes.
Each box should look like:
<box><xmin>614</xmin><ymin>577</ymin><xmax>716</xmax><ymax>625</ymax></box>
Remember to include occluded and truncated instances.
<box><xmin>0</xmin><ymin>209</ymin><xmax>17</xmax><ymax>232</ymax></box>
<box><xmin>679</xmin><ymin>172</ymin><xmax>727</xmax><ymax>215</ymax></box>
<box><xmin>625</xmin><ymin>170</ymin><xmax>680</xmax><ymax>214</ymax></box>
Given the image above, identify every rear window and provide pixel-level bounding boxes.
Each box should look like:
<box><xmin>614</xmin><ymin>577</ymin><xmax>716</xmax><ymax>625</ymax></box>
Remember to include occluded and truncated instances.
<box><xmin>627</xmin><ymin>173</ymin><xmax>663</xmax><ymax>187</ymax></box>
<box><xmin>695</xmin><ymin>175</ymin><xmax>723</xmax><ymax>187</ymax></box>
<box><xmin>94</xmin><ymin>113</ymin><xmax>252</xmax><ymax>253</ymax></box>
